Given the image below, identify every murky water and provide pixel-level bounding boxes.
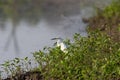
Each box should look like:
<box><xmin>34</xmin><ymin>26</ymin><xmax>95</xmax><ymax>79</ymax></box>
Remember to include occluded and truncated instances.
<box><xmin>0</xmin><ymin>0</ymin><xmax>112</xmax><ymax>65</ymax></box>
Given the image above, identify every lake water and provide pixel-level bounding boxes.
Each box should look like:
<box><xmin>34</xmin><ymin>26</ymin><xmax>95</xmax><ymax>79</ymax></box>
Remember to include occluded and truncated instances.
<box><xmin>0</xmin><ymin>0</ymin><xmax>112</xmax><ymax>64</ymax></box>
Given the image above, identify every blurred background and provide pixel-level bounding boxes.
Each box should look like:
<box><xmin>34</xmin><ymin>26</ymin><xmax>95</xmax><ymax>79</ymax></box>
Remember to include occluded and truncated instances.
<box><xmin>0</xmin><ymin>0</ymin><xmax>112</xmax><ymax>64</ymax></box>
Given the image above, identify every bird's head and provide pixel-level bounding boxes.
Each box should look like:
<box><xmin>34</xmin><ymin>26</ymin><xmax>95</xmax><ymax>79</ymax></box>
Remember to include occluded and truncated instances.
<box><xmin>51</xmin><ymin>37</ymin><xmax>63</xmax><ymax>46</ymax></box>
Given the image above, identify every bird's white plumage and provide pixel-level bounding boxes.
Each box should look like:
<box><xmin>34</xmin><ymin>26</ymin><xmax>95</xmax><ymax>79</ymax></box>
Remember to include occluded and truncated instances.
<box><xmin>52</xmin><ymin>38</ymin><xmax>67</xmax><ymax>53</ymax></box>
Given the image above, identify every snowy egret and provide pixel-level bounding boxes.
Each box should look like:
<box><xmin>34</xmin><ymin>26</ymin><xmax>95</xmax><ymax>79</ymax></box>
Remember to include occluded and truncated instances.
<box><xmin>51</xmin><ymin>38</ymin><xmax>67</xmax><ymax>53</ymax></box>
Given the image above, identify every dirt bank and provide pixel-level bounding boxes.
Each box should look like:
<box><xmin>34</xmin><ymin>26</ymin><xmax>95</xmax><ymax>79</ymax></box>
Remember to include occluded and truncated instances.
<box><xmin>87</xmin><ymin>11</ymin><xmax>120</xmax><ymax>41</ymax></box>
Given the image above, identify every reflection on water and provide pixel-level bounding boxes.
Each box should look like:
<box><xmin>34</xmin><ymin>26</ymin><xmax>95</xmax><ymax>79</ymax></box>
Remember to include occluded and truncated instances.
<box><xmin>4</xmin><ymin>20</ymin><xmax>19</xmax><ymax>53</ymax></box>
<box><xmin>0</xmin><ymin>15</ymin><xmax>87</xmax><ymax>64</ymax></box>
<box><xmin>0</xmin><ymin>0</ymin><xmax>112</xmax><ymax>64</ymax></box>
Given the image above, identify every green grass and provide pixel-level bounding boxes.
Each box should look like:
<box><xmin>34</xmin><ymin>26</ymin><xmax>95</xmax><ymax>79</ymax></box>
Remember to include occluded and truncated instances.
<box><xmin>102</xmin><ymin>0</ymin><xmax>120</xmax><ymax>18</ymax></box>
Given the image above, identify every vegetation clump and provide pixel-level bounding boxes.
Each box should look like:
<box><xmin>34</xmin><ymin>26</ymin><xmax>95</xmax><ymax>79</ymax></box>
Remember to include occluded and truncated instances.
<box><xmin>0</xmin><ymin>57</ymin><xmax>43</xmax><ymax>80</ymax></box>
<box><xmin>87</xmin><ymin>0</ymin><xmax>120</xmax><ymax>42</ymax></box>
<box><xmin>33</xmin><ymin>31</ymin><xmax>120</xmax><ymax>80</ymax></box>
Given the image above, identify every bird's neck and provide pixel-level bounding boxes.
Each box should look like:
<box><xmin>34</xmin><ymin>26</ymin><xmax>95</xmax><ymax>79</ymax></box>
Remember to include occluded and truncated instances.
<box><xmin>57</xmin><ymin>40</ymin><xmax>62</xmax><ymax>47</ymax></box>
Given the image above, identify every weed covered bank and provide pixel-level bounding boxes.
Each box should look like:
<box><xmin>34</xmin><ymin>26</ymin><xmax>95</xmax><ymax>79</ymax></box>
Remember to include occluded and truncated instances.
<box><xmin>1</xmin><ymin>0</ymin><xmax>120</xmax><ymax>79</ymax></box>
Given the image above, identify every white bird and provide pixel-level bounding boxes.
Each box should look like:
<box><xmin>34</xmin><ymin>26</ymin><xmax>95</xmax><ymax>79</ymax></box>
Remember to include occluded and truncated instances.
<box><xmin>51</xmin><ymin>38</ymin><xmax>67</xmax><ymax>53</ymax></box>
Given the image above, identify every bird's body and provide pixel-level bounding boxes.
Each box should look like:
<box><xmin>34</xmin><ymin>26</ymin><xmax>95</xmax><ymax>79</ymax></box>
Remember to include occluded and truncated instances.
<box><xmin>51</xmin><ymin>38</ymin><xmax>67</xmax><ymax>53</ymax></box>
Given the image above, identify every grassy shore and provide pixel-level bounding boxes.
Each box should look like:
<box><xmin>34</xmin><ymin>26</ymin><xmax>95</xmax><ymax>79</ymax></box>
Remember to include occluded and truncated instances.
<box><xmin>88</xmin><ymin>0</ymin><xmax>120</xmax><ymax>42</ymax></box>
<box><xmin>1</xmin><ymin>0</ymin><xmax>120</xmax><ymax>80</ymax></box>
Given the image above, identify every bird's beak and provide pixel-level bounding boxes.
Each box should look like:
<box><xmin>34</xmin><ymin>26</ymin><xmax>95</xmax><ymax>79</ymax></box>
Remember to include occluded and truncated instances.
<box><xmin>51</xmin><ymin>38</ymin><xmax>57</xmax><ymax>40</ymax></box>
